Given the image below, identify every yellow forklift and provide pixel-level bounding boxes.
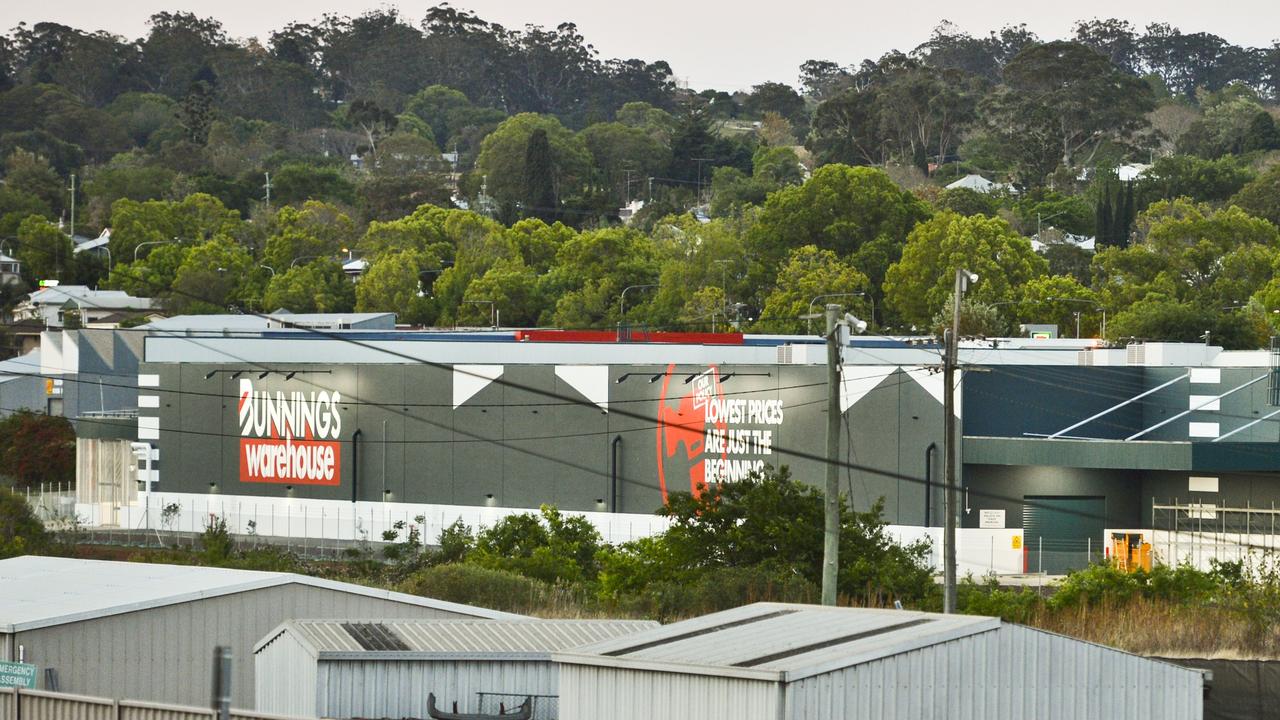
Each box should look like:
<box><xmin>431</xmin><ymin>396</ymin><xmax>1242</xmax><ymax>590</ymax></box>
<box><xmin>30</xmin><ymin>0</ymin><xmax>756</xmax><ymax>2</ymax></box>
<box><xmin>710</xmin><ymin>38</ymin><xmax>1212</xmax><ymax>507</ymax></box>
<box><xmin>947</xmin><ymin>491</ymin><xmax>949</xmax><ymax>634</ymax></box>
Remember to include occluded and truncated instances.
<box><xmin>1111</xmin><ymin>532</ymin><xmax>1152</xmax><ymax>572</ymax></box>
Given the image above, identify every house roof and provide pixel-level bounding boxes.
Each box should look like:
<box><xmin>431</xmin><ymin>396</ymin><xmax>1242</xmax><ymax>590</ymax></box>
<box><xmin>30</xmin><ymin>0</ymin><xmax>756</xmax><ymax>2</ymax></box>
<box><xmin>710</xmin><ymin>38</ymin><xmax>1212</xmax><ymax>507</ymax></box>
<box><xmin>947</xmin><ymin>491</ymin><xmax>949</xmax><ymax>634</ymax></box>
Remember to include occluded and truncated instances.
<box><xmin>0</xmin><ymin>349</ymin><xmax>40</xmax><ymax>385</ymax></box>
<box><xmin>0</xmin><ymin>556</ymin><xmax>519</xmax><ymax>633</ymax></box>
<box><xmin>26</xmin><ymin>285</ymin><xmax>153</xmax><ymax>311</ymax></box>
<box><xmin>553</xmin><ymin>602</ymin><xmax>998</xmax><ymax>682</ymax></box>
<box><xmin>256</xmin><ymin>618</ymin><xmax>658</xmax><ymax>659</ymax></box>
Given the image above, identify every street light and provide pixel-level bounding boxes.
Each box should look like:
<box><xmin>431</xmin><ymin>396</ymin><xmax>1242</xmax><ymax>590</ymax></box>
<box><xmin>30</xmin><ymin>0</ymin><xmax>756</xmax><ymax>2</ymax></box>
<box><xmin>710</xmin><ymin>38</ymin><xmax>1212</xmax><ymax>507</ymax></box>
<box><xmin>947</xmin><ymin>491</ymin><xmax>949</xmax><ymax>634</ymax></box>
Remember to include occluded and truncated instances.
<box><xmin>259</xmin><ymin>265</ymin><xmax>276</xmax><ymax>278</ymax></box>
<box><xmin>1046</xmin><ymin>297</ymin><xmax>1106</xmax><ymax>341</ymax></box>
<box><xmin>943</xmin><ymin>268</ymin><xmax>977</xmax><ymax>614</ymax></box>
<box><xmin>1036</xmin><ymin>210</ymin><xmax>1069</xmax><ymax>238</ymax></box>
<box><xmin>290</xmin><ymin>255</ymin><xmax>325</xmax><ymax>268</ymax></box>
<box><xmin>807</xmin><ymin>293</ymin><xmax>874</xmax><ymax>334</ymax></box>
<box><xmin>133</xmin><ymin>239</ymin><xmax>178</xmax><ymax>263</ymax></box>
<box><xmin>619</xmin><ymin>284</ymin><xmax>657</xmax><ymax>321</ymax></box>
<box><xmin>821</xmin><ymin>304</ymin><xmax>868</xmax><ymax>606</ymax></box>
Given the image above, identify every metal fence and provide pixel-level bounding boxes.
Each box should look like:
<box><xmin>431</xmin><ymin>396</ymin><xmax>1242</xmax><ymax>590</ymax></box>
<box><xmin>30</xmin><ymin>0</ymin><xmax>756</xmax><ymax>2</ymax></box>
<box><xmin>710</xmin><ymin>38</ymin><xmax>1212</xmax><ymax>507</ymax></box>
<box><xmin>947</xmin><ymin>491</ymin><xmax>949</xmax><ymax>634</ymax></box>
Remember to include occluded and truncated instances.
<box><xmin>0</xmin><ymin>687</ymin><xmax>310</xmax><ymax>720</ymax></box>
<box><xmin>1151</xmin><ymin>500</ymin><xmax>1280</xmax><ymax>570</ymax></box>
<box><xmin>476</xmin><ymin>692</ymin><xmax>557</xmax><ymax>720</ymax></box>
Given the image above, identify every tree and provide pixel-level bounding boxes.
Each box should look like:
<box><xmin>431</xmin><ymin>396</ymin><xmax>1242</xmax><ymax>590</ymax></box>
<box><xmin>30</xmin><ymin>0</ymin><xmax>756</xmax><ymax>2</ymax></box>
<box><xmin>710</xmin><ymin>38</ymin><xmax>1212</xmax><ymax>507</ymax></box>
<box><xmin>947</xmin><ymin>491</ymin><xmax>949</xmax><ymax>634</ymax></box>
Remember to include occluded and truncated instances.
<box><xmin>403</xmin><ymin>85</ymin><xmax>506</xmax><ymax>153</ymax></box>
<box><xmin>13</xmin><ymin>215</ymin><xmax>74</xmax><ymax>283</ymax></box>
<box><xmin>261</xmin><ymin>201</ymin><xmax>355</xmax><ymax>271</ymax></box>
<box><xmin>884</xmin><ymin>211</ymin><xmax>1048</xmax><ymax>327</ymax></box>
<box><xmin>355</xmin><ymin>250</ymin><xmax>436</xmax><ymax>324</ymax></box>
<box><xmin>269</xmin><ymin>162</ymin><xmax>356</xmax><ymax>206</ymax></box>
<box><xmin>463</xmin><ymin>257</ymin><xmax>546</xmax><ymax>326</ymax></box>
<box><xmin>474</xmin><ymin>113</ymin><xmax>591</xmax><ymax>214</ymax></box>
<box><xmin>542</xmin><ymin>226</ymin><xmax>659</xmax><ymax>327</ymax></box>
<box><xmin>168</xmin><ymin>237</ymin><xmax>257</xmax><ymax>313</ymax></box>
<box><xmin>347</xmin><ymin>99</ymin><xmax>398</xmax><ymax>163</ymax></box>
<box><xmin>930</xmin><ymin>298</ymin><xmax>1009</xmax><ymax>337</ymax></box>
<box><xmin>3</xmin><ymin>149</ymin><xmax>63</xmax><ymax>213</ymax></box>
<box><xmin>983</xmin><ymin>41</ymin><xmax>1154</xmax><ymax>180</ymax></box>
<box><xmin>1108</xmin><ymin>294</ymin><xmax>1268</xmax><ymax>349</ymax></box>
<box><xmin>1136</xmin><ymin>154</ymin><xmax>1254</xmax><ymax>204</ymax></box>
<box><xmin>108</xmin><ymin>193</ymin><xmax>242</xmax><ymax>264</ymax></box>
<box><xmin>175</xmin><ymin>75</ymin><xmax>216</xmax><ymax>145</ymax></box>
<box><xmin>1014</xmin><ymin>275</ymin><xmax>1101</xmax><ymax>337</ymax></box>
<box><xmin>742</xmin><ymin>82</ymin><xmax>806</xmax><ymax>124</ymax></box>
<box><xmin>578</xmin><ymin>122</ymin><xmax>669</xmax><ymax>205</ymax></box>
<box><xmin>748</xmin><ymin>164</ymin><xmax>930</xmax><ymax>298</ymax></box>
<box><xmin>261</xmin><ymin>258</ymin><xmax>354</xmax><ymax>313</ymax></box>
<box><xmin>0</xmin><ymin>410</ymin><xmax>75</xmax><ymax>489</ymax></box>
<box><xmin>597</xmin><ymin>467</ymin><xmax>935</xmax><ymax>610</ymax></box>
<box><xmin>935</xmin><ymin>187</ymin><xmax>999</xmax><ymax>217</ymax></box>
<box><xmin>807</xmin><ymin>87</ymin><xmax>884</xmax><ymax>166</ymax></box>
<box><xmin>1073</xmin><ymin>18</ymin><xmax>1140</xmax><ymax>73</ymax></box>
<box><xmin>1230</xmin><ymin>165</ymin><xmax>1280</xmax><ymax>226</ymax></box>
<box><xmin>1094</xmin><ymin>199</ymin><xmax>1280</xmax><ymax>313</ymax></box>
<box><xmin>521</xmin><ymin>128</ymin><xmax>557</xmax><ymax>222</ymax></box>
<box><xmin>756</xmin><ymin>246</ymin><xmax>870</xmax><ymax>333</ymax></box>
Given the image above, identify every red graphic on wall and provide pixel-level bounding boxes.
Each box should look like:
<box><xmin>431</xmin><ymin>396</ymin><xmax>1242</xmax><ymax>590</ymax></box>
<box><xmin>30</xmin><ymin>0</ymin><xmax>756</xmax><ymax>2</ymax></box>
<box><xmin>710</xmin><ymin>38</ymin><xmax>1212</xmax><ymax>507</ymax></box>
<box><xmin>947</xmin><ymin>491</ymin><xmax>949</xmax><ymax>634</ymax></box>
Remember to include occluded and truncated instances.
<box><xmin>238</xmin><ymin>379</ymin><xmax>343</xmax><ymax>486</ymax></box>
<box><xmin>655</xmin><ymin>364</ymin><xmax>727</xmax><ymax>502</ymax></box>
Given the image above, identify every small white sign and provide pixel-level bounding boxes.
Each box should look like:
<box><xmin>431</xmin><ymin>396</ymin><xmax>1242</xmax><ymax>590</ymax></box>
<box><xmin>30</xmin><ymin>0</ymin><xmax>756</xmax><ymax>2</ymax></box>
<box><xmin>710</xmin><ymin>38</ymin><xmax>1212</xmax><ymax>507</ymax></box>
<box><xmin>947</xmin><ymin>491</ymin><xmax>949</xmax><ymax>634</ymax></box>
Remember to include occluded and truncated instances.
<box><xmin>979</xmin><ymin>509</ymin><xmax>1006</xmax><ymax>529</ymax></box>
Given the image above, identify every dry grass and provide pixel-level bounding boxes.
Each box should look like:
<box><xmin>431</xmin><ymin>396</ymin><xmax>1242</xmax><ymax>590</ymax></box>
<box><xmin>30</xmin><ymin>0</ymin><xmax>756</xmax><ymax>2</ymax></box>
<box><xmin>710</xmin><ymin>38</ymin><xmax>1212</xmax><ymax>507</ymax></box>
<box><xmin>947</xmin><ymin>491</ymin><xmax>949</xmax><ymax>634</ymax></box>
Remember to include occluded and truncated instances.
<box><xmin>1027</xmin><ymin>600</ymin><xmax>1280</xmax><ymax>659</ymax></box>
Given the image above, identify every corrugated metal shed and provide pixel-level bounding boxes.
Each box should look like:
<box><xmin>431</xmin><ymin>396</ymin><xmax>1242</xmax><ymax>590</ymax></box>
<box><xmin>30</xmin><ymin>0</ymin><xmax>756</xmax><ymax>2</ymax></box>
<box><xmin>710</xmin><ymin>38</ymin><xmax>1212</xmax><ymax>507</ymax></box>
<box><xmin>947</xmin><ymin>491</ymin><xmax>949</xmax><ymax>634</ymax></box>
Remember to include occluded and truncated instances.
<box><xmin>254</xmin><ymin>619</ymin><xmax>657</xmax><ymax>719</ymax></box>
<box><xmin>553</xmin><ymin>603</ymin><xmax>1205</xmax><ymax>720</ymax></box>
<box><xmin>0</xmin><ymin>556</ymin><xmax>516</xmax><ymax>632</ymax></box>
<box><xmin>0</xmin><ymin>557</ymin><xmax>519</xmax><ymax>710</ymax></box>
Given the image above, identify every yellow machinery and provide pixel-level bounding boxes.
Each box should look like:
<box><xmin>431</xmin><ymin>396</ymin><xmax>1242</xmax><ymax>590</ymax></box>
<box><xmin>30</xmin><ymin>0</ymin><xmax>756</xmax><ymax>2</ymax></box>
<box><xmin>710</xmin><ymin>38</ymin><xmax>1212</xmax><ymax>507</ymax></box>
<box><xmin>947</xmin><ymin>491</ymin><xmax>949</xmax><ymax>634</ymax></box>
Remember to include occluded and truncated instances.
<box><xmin>1111</xmin><ymin>532</ymin><xmax>1152</xmax><ymax>572</ymax></box>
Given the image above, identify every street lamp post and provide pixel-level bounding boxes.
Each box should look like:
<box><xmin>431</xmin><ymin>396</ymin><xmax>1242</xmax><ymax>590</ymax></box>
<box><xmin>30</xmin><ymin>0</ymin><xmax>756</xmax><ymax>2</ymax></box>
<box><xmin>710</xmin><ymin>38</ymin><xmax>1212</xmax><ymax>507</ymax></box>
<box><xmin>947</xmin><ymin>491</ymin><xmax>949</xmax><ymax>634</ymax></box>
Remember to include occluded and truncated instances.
<box><xmin>133</xmin><ymin>239</ymin><xmax>178</xmax><ymax>263</ymax></box>
<box><xmin>1046</xmin><ymin>297</ymin><xmax>1106</xmax><ymax>341</ymax></box>
<box><xmin>808</xmin><ymin>293</ymin><xmax>873</xmax><ymax>334</ymax></box>
<box><xmin>259</xmin><ymin>264</ymin><xmax>276</xmax><ymax>278</ymax></box>
<box><xmin>944</xmin><ymin>268</ymin><xmax>978</xmax><ymax>614</ymax></box>
<box><xmin>619</xmin><ymin>284</ymin><xmax>657</xmax><ymax>321</ymax></box>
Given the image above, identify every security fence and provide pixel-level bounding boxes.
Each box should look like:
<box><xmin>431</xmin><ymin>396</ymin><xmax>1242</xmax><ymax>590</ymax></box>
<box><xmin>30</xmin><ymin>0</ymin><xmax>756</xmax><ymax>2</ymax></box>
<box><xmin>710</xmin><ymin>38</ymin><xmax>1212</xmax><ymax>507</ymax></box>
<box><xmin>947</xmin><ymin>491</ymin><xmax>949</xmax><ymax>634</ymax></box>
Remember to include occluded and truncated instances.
<box><xmin>1150</xmin><ymin>500</ymin><xmax>1280</xmax><ymax>570</ymax></box>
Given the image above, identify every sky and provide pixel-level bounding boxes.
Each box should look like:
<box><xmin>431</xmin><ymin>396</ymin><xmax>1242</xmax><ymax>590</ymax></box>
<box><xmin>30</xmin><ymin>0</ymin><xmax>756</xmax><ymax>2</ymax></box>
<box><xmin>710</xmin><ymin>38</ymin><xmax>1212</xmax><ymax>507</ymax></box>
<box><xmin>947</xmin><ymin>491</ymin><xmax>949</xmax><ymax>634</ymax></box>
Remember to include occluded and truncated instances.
<box><xmin>2</xmin><ymin>0</ymin><xmax>1276</xmax><ymax>91</ymax></box>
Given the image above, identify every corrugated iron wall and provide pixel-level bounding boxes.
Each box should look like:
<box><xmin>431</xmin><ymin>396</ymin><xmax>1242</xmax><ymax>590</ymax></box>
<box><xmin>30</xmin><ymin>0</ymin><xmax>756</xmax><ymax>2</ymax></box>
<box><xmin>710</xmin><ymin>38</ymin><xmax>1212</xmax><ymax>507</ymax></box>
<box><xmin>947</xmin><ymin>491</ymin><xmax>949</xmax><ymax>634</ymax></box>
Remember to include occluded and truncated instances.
<box><xmin>783</xmin><ymin>625</ymin><xmax>1202</xmax><ymax>720</ymax></box>
<box><xmin>252</xmin><ymin>631</ymin><xmax>317</xmax><ymax>717</ymax></box>
<box><xmin>315</xmin><ymin>659</ymin><xmax>559</xmax><ymax>719</ymax></box>
<box><xmin>12</xmin><ymin>583</ymin><xmax>481</xmax><ymax>709</ymax></box>
<box><xmin>558</xmin><ymin>664</ymin><xmax>781</xmax><ymax>720</ymax></box>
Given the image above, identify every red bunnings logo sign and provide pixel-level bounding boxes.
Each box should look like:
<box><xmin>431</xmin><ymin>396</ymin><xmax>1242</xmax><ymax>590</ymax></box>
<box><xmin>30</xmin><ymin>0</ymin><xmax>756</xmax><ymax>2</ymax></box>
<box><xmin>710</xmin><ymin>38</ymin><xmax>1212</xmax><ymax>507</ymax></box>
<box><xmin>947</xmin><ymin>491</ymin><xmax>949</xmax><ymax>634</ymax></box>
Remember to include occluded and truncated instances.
<box><xmin>655</xmin><ymin>364</ymin><xmax>784</xmax><ymax>502</ymax></box>
<box><xmin>238</xmin><ymin>379</ymin><xmax>342</xmax><ymax>485</ymax></box>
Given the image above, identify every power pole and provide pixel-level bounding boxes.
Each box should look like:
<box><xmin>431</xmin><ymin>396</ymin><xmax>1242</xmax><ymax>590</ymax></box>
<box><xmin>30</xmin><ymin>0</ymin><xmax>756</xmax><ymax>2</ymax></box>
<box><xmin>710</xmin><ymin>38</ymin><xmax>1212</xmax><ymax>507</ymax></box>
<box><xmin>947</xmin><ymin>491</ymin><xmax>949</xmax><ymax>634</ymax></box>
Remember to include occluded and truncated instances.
<box><xmin>822</xmin><ymin>303</ymin><xmax>841</xmax><ymax>605</ymax></box>
<box><xmin>944</xmin><ymin>268</ymin><xmax>977</xmax><ymax>613</ymax></box>
<box><xmin>68</xmin><ymin>173</ymin><xmax>76</xmax><ymax>240</ymax></box>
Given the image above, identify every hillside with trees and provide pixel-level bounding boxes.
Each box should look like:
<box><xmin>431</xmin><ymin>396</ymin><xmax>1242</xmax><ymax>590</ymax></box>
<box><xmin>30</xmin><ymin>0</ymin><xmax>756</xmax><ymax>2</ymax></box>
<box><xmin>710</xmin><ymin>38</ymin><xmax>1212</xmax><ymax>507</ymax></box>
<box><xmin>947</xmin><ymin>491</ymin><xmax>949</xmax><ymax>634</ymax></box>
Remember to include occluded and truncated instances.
<box><xmin>1</xmin><ymin>11</ymin><xmax>1279</xmax><ymax>346</ymax></box>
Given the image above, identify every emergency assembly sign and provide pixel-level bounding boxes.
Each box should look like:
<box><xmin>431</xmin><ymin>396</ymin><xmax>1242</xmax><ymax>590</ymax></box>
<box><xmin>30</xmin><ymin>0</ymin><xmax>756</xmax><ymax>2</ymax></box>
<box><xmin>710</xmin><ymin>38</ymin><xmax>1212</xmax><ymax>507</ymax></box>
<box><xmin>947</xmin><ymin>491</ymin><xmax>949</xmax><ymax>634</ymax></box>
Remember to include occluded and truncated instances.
<box><xmin>237</xmin><ymin>379</ymin><xmax>342</xmax><ymax>485</ymax></box>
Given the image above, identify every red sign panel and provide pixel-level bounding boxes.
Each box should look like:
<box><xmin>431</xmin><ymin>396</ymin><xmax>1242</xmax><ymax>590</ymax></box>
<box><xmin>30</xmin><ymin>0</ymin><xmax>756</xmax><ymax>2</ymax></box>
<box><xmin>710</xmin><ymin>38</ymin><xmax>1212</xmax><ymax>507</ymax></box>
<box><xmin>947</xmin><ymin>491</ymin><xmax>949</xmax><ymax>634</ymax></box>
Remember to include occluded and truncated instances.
<box><xmin>239</xmin><ymin>438</ymin><xmax>341</xmax><ymax>485</ymax></box>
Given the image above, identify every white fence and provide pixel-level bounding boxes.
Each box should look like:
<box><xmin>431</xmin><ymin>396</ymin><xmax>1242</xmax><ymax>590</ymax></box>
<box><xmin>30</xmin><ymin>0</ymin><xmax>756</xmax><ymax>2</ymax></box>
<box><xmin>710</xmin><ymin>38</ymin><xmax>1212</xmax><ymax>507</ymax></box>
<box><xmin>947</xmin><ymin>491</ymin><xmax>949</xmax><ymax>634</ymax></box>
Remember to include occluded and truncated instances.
<box><xmin>70</xmin><ymin>491</ymin><xmax>674</xmax><ymax>548</ymax></box>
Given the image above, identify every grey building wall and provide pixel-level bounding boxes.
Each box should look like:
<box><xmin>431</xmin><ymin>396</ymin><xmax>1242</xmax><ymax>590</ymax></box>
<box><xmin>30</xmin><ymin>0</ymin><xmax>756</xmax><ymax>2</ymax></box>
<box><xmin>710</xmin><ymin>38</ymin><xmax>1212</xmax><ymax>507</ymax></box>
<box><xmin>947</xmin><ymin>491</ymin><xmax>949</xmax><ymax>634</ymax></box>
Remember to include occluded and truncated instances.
<box><xmin>4</xmin><ymin>584</ymin><xmax>491</xmax><ymax>709</ymax></box>
<box><xmin>961</xmin><ymin>465</ymin><xmax>1143</xmax><ymax>529</ymax></box>
<box><xmin>559</xmin><ymin>664</ymin><xmax>778</xmax><ymax>720</ymax></box>
<box><xmin>143</xmin><ymin>362</ymin><xmax>947</xmax><ymax>524</ymax></box>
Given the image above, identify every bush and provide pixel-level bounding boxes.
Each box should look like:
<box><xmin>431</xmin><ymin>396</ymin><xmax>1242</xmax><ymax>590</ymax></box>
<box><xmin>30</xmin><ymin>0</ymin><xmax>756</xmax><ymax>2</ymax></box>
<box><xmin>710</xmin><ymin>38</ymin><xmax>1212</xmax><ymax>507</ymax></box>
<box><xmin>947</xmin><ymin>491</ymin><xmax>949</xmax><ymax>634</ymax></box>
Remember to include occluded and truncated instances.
<box><xmin>398</xmin><ymin>563</ymin><xmax>567</xmax><ymax>614</ymax></box>
<box><xmin>0</xmin><ymin>411</ymin><xmax>76</xmax><ymax>488</ymax></box>
<box><xmin>0</xmin><ymin>487</ymin><xmax>49</xmax><ymax>558</ymax></box>
<box><xmin>958</xmin><ymin>575</ymin><xmax>1041</xmax><ymax>623</ymax></box>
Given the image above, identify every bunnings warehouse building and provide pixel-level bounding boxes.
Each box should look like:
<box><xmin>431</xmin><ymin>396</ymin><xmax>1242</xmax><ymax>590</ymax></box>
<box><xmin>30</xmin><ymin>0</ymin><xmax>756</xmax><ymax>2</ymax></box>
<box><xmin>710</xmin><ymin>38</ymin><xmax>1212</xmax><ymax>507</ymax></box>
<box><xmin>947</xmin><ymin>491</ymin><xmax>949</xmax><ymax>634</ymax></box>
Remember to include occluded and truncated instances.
<box><xmin>31</xmin><ymin>317</ymin><xmax>1280</xmax><ymax>572</ymax></box>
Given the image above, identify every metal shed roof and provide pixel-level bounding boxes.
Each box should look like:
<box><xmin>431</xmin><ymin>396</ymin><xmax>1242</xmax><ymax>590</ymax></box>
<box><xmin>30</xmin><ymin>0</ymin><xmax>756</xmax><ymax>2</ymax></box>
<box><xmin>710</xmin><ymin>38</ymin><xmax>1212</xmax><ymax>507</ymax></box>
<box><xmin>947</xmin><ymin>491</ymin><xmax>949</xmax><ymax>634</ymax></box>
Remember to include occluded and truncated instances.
<box><xmin>554</xmin><ymin>602</ymin><xmax>999</xmax><ymax>682</ymax></box>
<box><xmin>256</xmin><ymin>619</ymin><xmax>658</xmax><ymax>660</ymax></box>
<box><xmin>0</xmin><ymin>556</ymin><xmax>519</xmax><ymax>633</ymax></box>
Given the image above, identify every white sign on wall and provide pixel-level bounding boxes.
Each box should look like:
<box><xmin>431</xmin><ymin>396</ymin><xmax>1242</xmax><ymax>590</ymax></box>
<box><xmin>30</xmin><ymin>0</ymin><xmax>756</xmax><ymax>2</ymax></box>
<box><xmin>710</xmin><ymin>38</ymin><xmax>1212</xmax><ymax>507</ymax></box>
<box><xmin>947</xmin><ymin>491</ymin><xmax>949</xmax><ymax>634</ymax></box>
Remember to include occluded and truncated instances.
<box><xmin>979</xmin><ymin>509</ymin><xmax>1006</xmax><ymax>529</ymax></box>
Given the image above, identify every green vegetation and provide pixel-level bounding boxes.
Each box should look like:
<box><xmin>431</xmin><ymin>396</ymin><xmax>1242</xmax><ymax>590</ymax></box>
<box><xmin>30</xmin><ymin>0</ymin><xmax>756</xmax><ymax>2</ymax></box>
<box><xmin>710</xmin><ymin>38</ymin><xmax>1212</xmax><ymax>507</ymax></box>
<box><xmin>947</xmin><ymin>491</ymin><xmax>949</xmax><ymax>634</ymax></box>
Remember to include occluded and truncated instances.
<box><xmin>0</xmin><ymin>13</ymin><xmax>1276</xmax><ymax>345</ymax></box>
<box><xmin>0</xmin><ymin>411</ymin><xmax>76</xmax><ymax>488</ymax></box>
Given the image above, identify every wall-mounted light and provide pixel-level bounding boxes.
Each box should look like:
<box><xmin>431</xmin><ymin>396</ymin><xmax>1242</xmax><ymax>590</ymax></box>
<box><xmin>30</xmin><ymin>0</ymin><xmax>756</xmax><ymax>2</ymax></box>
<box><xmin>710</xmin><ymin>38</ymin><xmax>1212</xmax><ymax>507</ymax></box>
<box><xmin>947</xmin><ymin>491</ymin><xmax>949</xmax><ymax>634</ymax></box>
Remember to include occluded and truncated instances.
<box><xmin>285</xmin><ymin>371</ymin><xmax>297</xmax><ymax>380</ymax></box>
<box><xmin>230</xmin><ymin>371</ymin><xmax>243</xmax><ymax>380</ymax></box>
<box><xmin>203</xmin><ymin>370</ymin><xmax>217</xmax><ymax>380</ymax></box>
<box><xmin>648</xmin><ymin>373</ymin><xmax>664</xmax><ymax>383</ymax></box>
<box><xmin>258</xmin><ymin>371</ymin><xmax>270</xmax><ymax>380</ymax></box>
<box><xmin>484</xmin><ymin>493</ymin><xmax>496</xmax><ymax>507</ymax></box>
<box><xmin>683</xmin><ymin>373</ymin><xmax>698</xmax><ymax>384</ymax></box>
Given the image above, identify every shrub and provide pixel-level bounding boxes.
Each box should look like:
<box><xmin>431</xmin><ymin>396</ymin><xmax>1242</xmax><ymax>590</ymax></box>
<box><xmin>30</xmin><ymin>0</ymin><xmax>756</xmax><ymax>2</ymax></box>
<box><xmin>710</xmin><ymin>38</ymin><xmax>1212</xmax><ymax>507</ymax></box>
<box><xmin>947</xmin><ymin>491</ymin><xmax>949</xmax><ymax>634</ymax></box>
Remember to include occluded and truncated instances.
<box><xmin>398</xmin><ymin>563</ymin><xmax>565</xmax><ymax>614</ymax></box>
<box><xmin>0</xmin><ymin>487</ymin><xmax>49</xmax><ymax>558</ymax></box>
